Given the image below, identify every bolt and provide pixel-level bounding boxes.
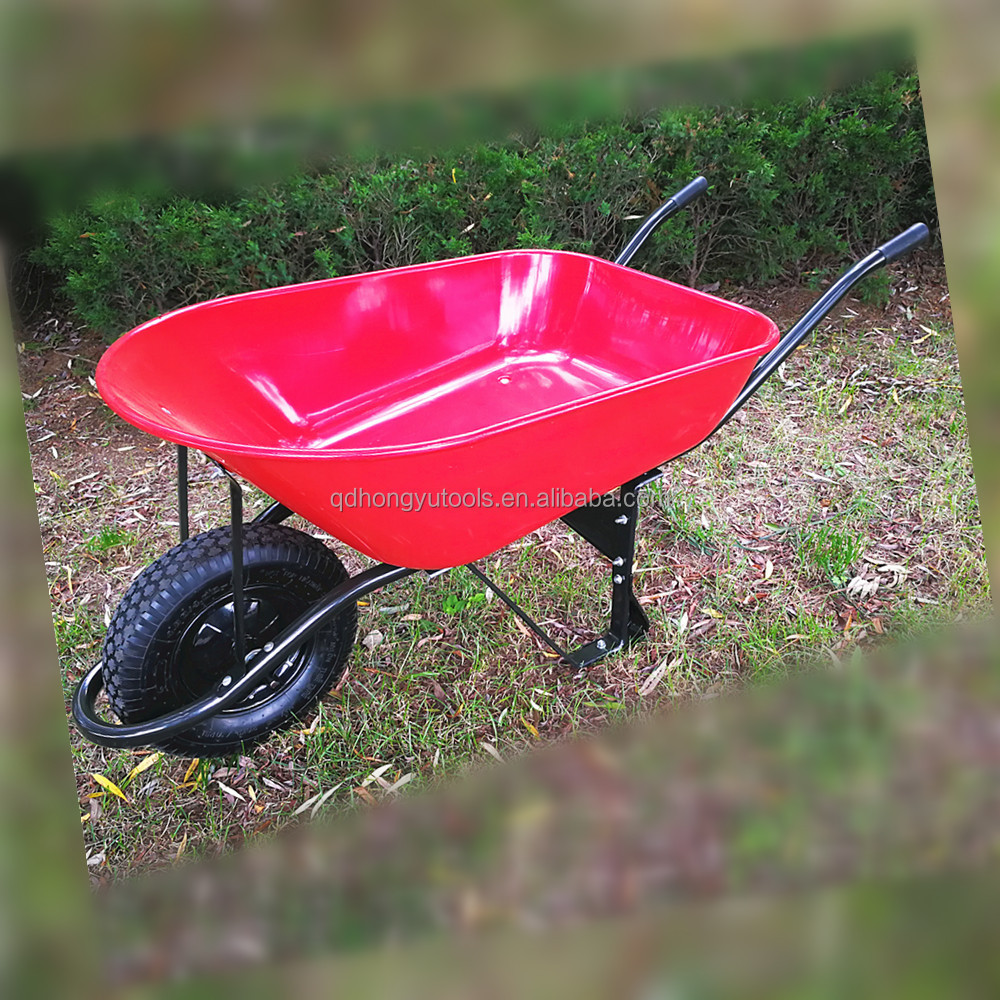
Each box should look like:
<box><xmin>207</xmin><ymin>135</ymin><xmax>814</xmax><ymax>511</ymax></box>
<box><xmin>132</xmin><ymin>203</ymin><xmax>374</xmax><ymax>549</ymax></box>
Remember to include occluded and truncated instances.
<box><xmin>596</xmin><ymin>638</ymin><xmax>607</xmax><ymax>650</ymax></box>
<box><xmin>613</xmin><ymin>574</ymin><xmax>624</xmax><ymax>585</ymax></box>
<box><xmin>263</xmin><ymin>642</ymin><xmax>274</xmax><ymax>653</ymax></box>
<box><xmin>612</xmin><ymin>556</ymin><xmax>625</xmax><ymax>566</ymax></box>
<box><xmin>221</xmin><ymin>675</ymin><xmax>232</xmax><ymax>687</ymax></box>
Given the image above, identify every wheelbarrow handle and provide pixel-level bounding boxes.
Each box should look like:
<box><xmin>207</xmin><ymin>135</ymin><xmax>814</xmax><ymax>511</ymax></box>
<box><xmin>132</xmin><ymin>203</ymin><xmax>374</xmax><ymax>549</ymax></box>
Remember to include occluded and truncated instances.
<box><xmin>614</xmin><ymin>176</ymin><xmax>708</xmax><ymax>268</ymax></box>
<box><xmin>876</xmin><ymin>222</ymin><xmax>931</xmax><ymax>264</ymax></box>
<box><xmin>716</xmin><ymin>221</ymin><xmax>930</xmax><ymax>429</ymax></box>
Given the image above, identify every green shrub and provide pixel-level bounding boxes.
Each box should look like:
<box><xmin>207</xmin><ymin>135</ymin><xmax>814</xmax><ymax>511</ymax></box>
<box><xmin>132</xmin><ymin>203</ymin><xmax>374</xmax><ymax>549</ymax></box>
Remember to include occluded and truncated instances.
<box><xmin>34</xmin><ymin>68</ymin><xmax>933</xmax><ymax>340</ymax></box>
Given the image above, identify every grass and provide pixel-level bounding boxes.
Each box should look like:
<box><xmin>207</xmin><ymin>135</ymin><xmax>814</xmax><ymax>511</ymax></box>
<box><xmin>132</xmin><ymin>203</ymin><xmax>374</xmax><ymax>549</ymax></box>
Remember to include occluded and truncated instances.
<box><xmin>83</xmin><ymin>526</ymin><xmax>138</xmax><ymax>555</ymax></box>
<box><xmin>19</xmin><ymin>255</ymin><xmax>992</xmax><ymax>880</ymax></box>
<box><xmin>795</xmin><ymin>520</ymin><xmax>866</xmax><ymax>586</ymax></box>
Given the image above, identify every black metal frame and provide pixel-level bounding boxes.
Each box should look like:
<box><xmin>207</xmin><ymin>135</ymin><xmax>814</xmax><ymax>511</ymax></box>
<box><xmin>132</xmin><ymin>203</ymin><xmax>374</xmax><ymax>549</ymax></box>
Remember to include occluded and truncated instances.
<box><xmin>73</xmin><ymin>561</ymin><xmax>416</xmax><ymax>748</ymax></box>
<box><xmin>76</xmin><ymin>453</ymin><xmax>663</xmax><ymax>748</ymax></box>
<box><xmin>71</xmin><ymin>175</ymin><xmax>929</xmax><ymax>750</ymax></box>
<box><xmin>464</xmin><ymin>467</ymin><xmax>659</xmax><ymax>669</ymax></box>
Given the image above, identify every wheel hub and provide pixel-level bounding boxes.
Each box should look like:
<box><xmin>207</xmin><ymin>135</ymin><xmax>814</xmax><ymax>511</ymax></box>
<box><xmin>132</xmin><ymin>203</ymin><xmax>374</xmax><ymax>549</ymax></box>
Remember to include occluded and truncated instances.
<box><xmin>174</xmin><ymin>586</ymin><xmax>311</xmax><ymax>712</ymax></box>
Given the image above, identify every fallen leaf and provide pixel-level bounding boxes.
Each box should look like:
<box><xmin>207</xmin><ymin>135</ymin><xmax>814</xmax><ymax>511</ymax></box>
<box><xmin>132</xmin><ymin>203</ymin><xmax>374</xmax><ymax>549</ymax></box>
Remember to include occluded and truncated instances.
<box><xmin>361</xmin><ymin>763</ymin><xmax>394</xmax><ymax>787</ymax></box>
<box><xmin>217</xmin><ymin>780</ymin><xmax>245</xmax><ymax>802</ymax></box>
<box><xmin>91</xmin><ymin>773</ymin><xmax>128</xmax><ymax>803</ymax></box>
<box><xmin>638</xmin><ymin>591</ymin><xmax>675</xmax><ymax>605</ymax></box>
<box><xmin>310</xmin><ymin>783</ymin><xmax>344</xmax><ymax>817</ymax></box>
<box><xmin>126</xmin><ymin>751</ymin><xmax>162</xmax><ymax>783</ymax></box>
<box><xmin>362</xmin><ymin>630</ymin><xmax>384</xmax><ymax>652</ymax></box>
<box><xmin>846</xmin><ymin>576</ymin><xmax>879</xmax><ymax>601</ymax></box>
<box><xmin>293</xmin><ymin>792</ymin><xmax>323</xmax><ymax>816</ymax></box>
<box><xmin>386</xmin><ymin>773</ymin><xmax>414</xmax><ymax>794</ymax></box>
<box><xmin>416</xmin><ymin>631</ymin><xmax>445</xmax><ymax>648</ymax></box>
<box><xmin>877</xmin><ymin>563</ymin><xmax>909</xmax><ymax>587</ymax></box>
<box><xmin>639</xmin><ymin>656</ymin><xmax>678</xmax><ymax>697</ymax></box>
<box><xmin>521</xmin><ymin>717</ymin><xmax>540</xmax><ymax>739</ymax></box>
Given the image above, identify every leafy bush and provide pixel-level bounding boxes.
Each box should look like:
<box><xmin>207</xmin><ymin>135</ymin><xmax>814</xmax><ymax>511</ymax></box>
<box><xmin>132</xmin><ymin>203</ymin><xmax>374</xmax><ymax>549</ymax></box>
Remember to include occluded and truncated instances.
<box><xmin>34</xmin><ymin>68</ymin><xmax>933</xmax><ymax>340</ymax></box>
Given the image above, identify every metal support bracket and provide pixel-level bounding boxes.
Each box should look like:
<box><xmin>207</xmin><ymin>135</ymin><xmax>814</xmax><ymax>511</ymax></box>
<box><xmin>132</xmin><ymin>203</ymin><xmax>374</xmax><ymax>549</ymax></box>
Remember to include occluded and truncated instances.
<box><xmin>465</xmin><ymin>562</ymin><xmax>573</xmax><ymax>663</ymax></box>
<box><xmin>467</xmin><ymin>469</ymin><xmax>661</xmax><ymax>670</ymax></box>
<box><xmin>560</xmin><ymin>470</ymin><xmax>658</xmax><ymax>667</ymax></box>
<box><xmin>253</xmin><ymin>500</ymin><xmax>295</xmax><ymax>525</ymax></box>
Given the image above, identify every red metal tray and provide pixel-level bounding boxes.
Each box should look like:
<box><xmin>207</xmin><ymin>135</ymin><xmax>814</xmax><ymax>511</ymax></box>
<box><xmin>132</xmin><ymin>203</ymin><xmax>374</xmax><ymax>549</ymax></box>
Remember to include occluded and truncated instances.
<box><xmin>97</xmin><ymin>249</ymin><xmax>779</xmax><ymax>568</ymax></box>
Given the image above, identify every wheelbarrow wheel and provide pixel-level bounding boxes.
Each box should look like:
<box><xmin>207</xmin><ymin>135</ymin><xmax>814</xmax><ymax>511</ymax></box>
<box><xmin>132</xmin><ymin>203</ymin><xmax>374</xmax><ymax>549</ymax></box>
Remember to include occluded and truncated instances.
<box><xmin>102</xmin><ymin>523</ymin><xmax>357</xmax><ymax>756</ymax></box>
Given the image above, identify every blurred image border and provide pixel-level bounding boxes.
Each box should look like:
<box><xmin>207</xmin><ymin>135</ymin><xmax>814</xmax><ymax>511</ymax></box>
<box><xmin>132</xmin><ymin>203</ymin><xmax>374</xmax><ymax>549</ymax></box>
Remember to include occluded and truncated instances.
<box><xmin>1</xmin><ymin>2</ymin><xmax>996</xmax><ymax>995</ymax></box>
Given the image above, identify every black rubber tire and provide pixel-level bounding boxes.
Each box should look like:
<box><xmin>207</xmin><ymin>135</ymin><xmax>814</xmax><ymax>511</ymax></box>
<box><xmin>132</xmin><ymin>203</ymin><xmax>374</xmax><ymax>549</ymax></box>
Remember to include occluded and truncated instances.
<box><xmin>102</xmin><ymin>524</ymin><xmax>357</xmax><ymax>757</ymax></box>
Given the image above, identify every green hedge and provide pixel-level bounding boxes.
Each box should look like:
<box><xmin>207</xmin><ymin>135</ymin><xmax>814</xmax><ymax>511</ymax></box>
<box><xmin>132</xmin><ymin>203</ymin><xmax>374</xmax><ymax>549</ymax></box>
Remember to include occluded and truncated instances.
<box><xmin>35</xmin><ymin>68</ymin><xmax>933</xmax><ymax>340</ymax></box>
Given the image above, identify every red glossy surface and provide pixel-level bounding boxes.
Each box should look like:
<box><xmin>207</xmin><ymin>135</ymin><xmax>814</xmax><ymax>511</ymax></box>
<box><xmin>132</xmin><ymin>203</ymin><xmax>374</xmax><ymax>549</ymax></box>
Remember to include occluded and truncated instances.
<box><xmin>98</xmin><ymin>250</ymin><xmax>779</xmax><ymax>568</ymax></box>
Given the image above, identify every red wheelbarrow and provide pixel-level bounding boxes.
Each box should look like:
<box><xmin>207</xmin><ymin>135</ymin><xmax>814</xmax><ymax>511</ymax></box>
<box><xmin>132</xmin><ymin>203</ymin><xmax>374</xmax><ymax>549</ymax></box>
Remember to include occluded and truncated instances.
<box><xmin>72</xmin><ymin>176</ymin><xmax>929</xmax><ymax>756</ymax></box>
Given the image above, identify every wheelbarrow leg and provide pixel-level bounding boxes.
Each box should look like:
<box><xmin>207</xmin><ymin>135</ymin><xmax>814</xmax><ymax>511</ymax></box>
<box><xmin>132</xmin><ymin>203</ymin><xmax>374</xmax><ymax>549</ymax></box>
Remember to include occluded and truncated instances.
<box><xmin>177</xmin><ymin>445</ymin><xmax>189</xmax><ymax>542</ymax></box>
<box><xmin>561</xmin><ymin>471</ymin><xmax>656</xmax><ymax>667</ymax></box>
<box><xmin>470</xmin><ymin>471</ymin><xmax>660</xmax><ymax>669</ymax></box>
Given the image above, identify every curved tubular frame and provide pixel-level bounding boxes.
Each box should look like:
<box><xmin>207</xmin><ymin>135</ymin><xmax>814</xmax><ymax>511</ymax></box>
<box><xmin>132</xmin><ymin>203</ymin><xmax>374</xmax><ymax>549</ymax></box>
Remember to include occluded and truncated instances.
<box><xmin>716</xmin><ymin>223</ymin><xmax>929</xmax><ymax>431</ymax></box>
<box><xmin>72</xmin><ymin>563</ymin><xmax>415</xmax><ymax>748</ymax></box>
<box><xmin>615</xmin><ymin>176</ymin><xmax>708</xmax><ymax>268</ymax></box>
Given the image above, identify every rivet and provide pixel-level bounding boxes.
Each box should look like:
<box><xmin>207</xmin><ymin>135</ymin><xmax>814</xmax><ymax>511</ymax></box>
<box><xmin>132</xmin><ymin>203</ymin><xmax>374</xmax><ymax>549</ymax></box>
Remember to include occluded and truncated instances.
<box><xmin>612</xmin><ymin>556</ymin><xmax>625</xmax><ymax>566</ymax></box>
<box><xmin>613</xmin><ymin>574</ymin><xmax>624</xmax><ymax>585</ymax></box>
<box><xmin>221</xmin><ymin>675</ymin><xmax>232</xmax><ymax>687</ymax></box>
<box><xmin>596</xmin><ymin>639</ymin><xmax>607</xmax><ymax>650</ymax></box>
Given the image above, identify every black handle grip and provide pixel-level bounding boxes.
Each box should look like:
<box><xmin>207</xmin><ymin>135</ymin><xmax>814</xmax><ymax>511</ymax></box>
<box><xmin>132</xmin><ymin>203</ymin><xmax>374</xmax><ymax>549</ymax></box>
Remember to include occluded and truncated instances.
<box><xmin>670</xmin><ymin>175</ymin><xmax>709</xmax><ymax>211</ymax></box>
<box><xmin>876</xmin><ymin>222</ymin><xmax>930</xmax><ymax>263</ymax></box>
